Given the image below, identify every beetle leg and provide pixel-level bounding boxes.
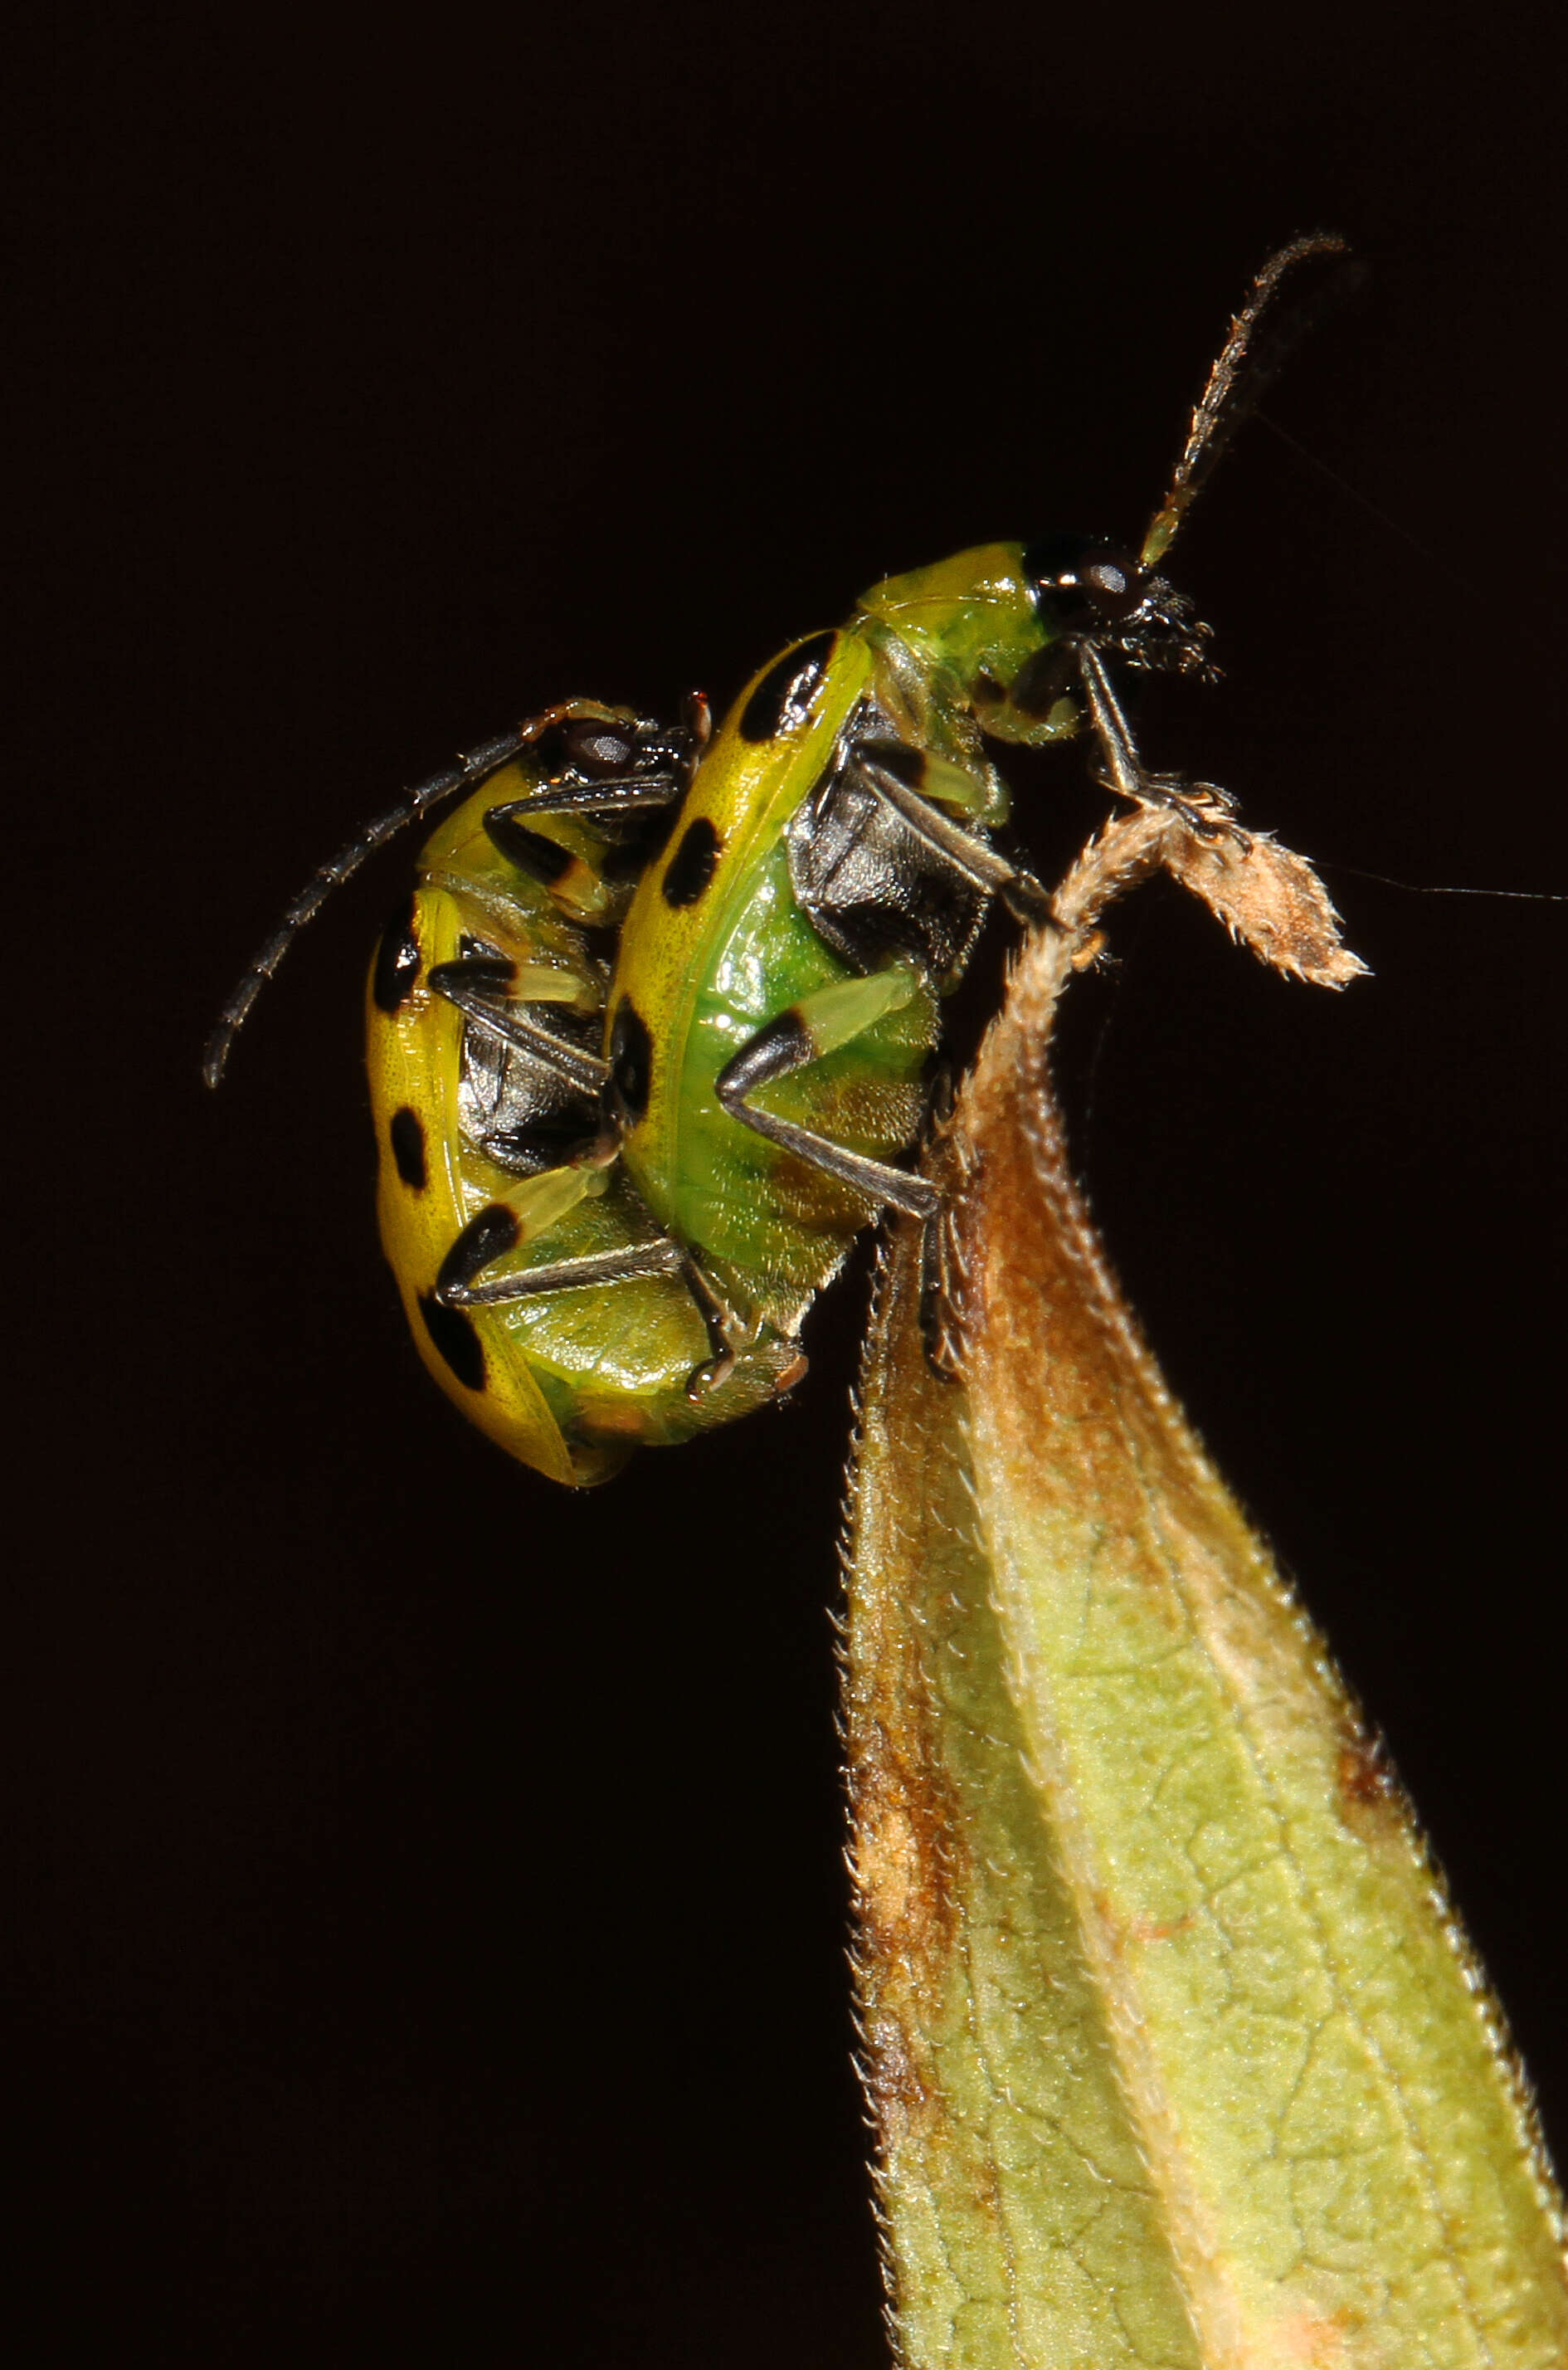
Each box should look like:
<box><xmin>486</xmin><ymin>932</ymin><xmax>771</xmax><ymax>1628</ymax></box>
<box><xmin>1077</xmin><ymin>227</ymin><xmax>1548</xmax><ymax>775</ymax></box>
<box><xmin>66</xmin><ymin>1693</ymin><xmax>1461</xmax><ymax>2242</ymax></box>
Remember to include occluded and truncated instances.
<box><xmin>678</xmin><ymin>1254</ymin><xmax>809</xmax><ymax>1404</ymax></box>
<box><xmin>713</xmin><ymin>970</ymin><xmax>941</xmax><ymax>1223</ymax></box>
<box><xmin>428</xmin><ymin>958</ymin><xmax>611</xmax><ymax>1097</ymax></box>
<box><xmin>431</xmin><ymin>1173</ymin><xmax>767</xmax><ymax>1409</ymax></box>
<box><xmin>443</xmin><ymin>1241</ymin><xmax>688</xmax><ymax>1307</ymax></box>
<box><xmin>678</xmin><ymin>1256</ymin><xmax>747</xmax><ymax>1397</ymax></box>
<box><xmin>436</xmin><ymin>1212</ymin><xmax>785</xmax><ymax>1404</ymax></box>
<box><xmin>475</xmin><ymin>807</ymin><xmax>632</xmax><ymax>924</ymax></box>
<box><xmin>436</xmin><ymin>1196</ymin><xmax>685</xmax><ymax>1309</ymax></box>
<box><xmin>851</xmin><ymin>749</ymin><xmax>1054</xmax><ymax>924</ymax></box>
<box><xmin>481</xmin><ymin>718</ymin><xmax>699</xmax><ymax>921</ymax></box>
<box><xmin>487</xmin><ymin>773</ymin><xmax>686</xmax><ymax>821</ymax></box>
<box><xmin>1075</xmin><ymin>644</ymin><xmax>1244</xmax><ymax>839</ymax></box>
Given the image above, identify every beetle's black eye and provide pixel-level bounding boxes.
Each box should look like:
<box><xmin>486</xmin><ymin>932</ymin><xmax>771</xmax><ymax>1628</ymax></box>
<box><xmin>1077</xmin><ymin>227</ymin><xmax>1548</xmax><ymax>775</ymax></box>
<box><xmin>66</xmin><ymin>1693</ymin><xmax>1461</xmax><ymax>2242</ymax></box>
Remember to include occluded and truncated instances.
<box><xmin>1079</xmin><ymin>544</ymin><xmax>1144</xmax><ymax>621</ymax></box>
<box><xmin>562</xmin><ymin>719</ymin><xmax>639</xmax><ymax>775</ymax></box>
<box><xmin>1025</xmin><ymin>533</ymin><xmax>1146</xmax><ymax>633</ymax></box>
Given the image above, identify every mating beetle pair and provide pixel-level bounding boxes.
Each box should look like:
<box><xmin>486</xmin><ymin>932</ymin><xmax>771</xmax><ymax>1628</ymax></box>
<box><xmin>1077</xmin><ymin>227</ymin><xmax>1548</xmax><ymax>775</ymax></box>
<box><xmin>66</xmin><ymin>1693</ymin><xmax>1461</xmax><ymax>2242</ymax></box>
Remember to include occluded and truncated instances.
<box><xmin>207</xmin><ymin>236</ymin><xmax>1357</xmax><ymax>1485</ymax></box>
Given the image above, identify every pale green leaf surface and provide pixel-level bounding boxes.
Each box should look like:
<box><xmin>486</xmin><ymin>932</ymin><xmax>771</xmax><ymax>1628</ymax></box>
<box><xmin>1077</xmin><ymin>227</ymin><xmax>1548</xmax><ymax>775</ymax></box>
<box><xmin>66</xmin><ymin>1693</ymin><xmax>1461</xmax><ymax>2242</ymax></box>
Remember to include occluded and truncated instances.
<box><xmin>842</xmin><ymin>823</ymin><xmax>1566</xmax><ymax>2369</ymax></box>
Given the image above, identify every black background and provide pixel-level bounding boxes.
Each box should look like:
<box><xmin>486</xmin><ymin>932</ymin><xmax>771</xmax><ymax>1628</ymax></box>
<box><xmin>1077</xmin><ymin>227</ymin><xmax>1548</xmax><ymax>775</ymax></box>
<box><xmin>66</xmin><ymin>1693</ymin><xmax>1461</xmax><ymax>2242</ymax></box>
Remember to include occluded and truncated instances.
<box><xmin>16</xmin><ymin>6</ymin><xmax>1566</xmax><ymax>2361</ymax></box>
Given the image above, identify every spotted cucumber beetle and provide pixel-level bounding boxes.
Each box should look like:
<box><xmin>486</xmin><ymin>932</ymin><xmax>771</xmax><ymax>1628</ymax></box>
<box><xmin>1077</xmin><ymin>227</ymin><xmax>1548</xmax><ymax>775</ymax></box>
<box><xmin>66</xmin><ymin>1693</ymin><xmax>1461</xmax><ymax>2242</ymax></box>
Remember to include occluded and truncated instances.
<box><xmin>208</xmin><ymin>700</ymin><xmax>802</xmax><ymax>1484</ymax></box>
<box><xmin>595</xmin><ymin>232</ymin><xmax>1361</xmax><ymax>1388</ymax></box>
<box><xmin>207</xmin><ymin>235</ymin><xmax>1359</xmax><ymax>1484</ymax></box>
<box><xmin>367</xmin><ymin>702</ymin><xmax>821</xmax><ymax>1482</ymax></box>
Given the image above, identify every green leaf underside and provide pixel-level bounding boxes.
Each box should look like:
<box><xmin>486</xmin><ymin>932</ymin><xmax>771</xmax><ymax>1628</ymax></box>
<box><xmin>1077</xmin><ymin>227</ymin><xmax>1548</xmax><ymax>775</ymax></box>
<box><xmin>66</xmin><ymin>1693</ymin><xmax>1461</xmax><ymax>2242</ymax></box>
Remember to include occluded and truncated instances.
<box><xmin>842</xmin><ymin>916</ymin><xmax>1566</xmax><ymax>2368</ymax></box>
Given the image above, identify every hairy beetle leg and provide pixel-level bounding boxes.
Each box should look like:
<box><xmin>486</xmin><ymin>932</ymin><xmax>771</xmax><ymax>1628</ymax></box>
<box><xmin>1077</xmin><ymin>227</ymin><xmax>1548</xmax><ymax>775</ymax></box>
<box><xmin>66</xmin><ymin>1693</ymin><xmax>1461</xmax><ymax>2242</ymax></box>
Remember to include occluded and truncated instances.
<box><xmin>680</xmin><ymin>1256</ymin><xmax>747</xmax><ymax>1399</ymax></box>
<box><xmin>678</xmin><ymin>1256</ymin><xmax>811</xmax><ymax>1405</ymax></box>
<box><xmin>713</xmin><ymin>972</ymin><xmax>942</xmax><ymax>1224</ymax></box>
<box><xmin>486</xmin><ymin>771</ymin><xmax>687</xmax><ymax>822</ymax></box>
<box><xmin>428</xmin><ymin>959</ymin><xmax>612</xmax><ymax>1098</ymax></box>
<box><xmin>852</xmin><ymin>750</ymin><xmax>1054</xmax><ymax>924</ymax></box>
<box><xmin>428</xmin><ymin>1177</ymin><xmax>689</xmax><ymax>1312</ymax></box>
<box><xmin>440</xmin><ymin>1233</ymin><xmax>688</xmax><ymax>1310</ymax></box>
<box><xmin>1077</xmin><ymin>642</ymin><xmax>1248</xmax><ymax>841</ymax></box>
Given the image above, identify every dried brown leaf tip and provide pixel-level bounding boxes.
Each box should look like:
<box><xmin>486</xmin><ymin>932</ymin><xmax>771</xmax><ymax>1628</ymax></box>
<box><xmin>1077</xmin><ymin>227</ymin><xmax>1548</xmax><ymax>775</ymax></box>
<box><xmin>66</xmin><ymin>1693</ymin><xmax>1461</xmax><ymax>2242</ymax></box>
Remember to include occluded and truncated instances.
<box><xmin>1161</xmin><ymin>819</ymin><xmax>1369</xmax><ymax>987</ymax></box>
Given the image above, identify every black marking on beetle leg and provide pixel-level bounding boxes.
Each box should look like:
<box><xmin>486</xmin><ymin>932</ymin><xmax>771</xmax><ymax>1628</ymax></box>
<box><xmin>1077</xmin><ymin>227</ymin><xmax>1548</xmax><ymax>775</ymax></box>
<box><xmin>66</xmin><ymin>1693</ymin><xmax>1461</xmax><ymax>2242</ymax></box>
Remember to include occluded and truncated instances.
<box><xmin>738</xmin><ymin>630</ymin><xmax>838</xmax><ymax>744</ymax></box>
<box><xmin>858</xmin><ymin>738</ymin><xmax>928</xmax><ymax>791</ymax></box>
<box><xmin>429</xmin><ymin>961</ymin><xmax>611</xmax><ymax>1097</ymax></box>
<box><xmin>418</xmin><ymin>1295</ymin><xmax>487</xmax><ymax>1392</ymax></box>
<box><xmin>373</xmin><ymin>895</ymin><xmax>421</xmax><ymax>1012</ymax></box>
<box><xmin>422</xmin><ymin>1206</ymin><xmax>526</xmax><ymax>1386</ymax></box>
<box><xmin>662</xmin><ymin>817</ymin><xmax>723</xmax><ymax>907</ymax></box>
<box><xmin>724</xmin><ymin>1007</ymin><xmax>816</xmax><ymax>1098</ymax></box>
<box><xmin>452</xmin><ymin>936</ymin><xmax>515</xmax><ymax>984</ymax></box>
<box><xmin>609</xmin><ymin>1002</ymin><xmax>654</xmax><ymax>1126</ymax></box>
<box><xmin>389</xmin><ymin>1106</ymin><xmax>427</xmax><ymax>1192</ymax></box>
<box><xmin>437</xmin><ymin>1203</ymin><xmax>523</xmax><ymax>1300</ymax></box>
<box><xmin>452</xmin><ymin>975</ymin><xmax>606</xmax><ymax>1178</ymax></box>
<box><xmin>483</xmin><ymin>810</ymin><xmax>576</xmax><ymax>885</ymax></box>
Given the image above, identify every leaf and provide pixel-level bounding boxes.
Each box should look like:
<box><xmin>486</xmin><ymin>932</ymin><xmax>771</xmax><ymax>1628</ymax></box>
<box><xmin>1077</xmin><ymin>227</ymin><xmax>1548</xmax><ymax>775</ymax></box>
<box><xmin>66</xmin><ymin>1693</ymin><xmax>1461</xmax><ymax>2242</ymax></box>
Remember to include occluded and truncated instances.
<box><xmin>842</xmin><ymin>845</ymin><xmax>1566</xmax><ymax>2368</ymax></box>
<box><xmin>1161</xmin><ymin>821</ymin><xmax>1369</xmax><ymax>988</ymax></box>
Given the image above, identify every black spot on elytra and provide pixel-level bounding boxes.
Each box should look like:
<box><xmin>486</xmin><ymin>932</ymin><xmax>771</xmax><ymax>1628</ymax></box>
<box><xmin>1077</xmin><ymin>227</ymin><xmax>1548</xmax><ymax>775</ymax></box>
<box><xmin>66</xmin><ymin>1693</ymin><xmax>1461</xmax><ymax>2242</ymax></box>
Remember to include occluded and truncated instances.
<box><xmin>373</xmin><ymin>895</ymin><xmax>421</xmax><ymax>1012</ymax></box>
<box><xmin>739</xmin><ymin>630</ymin><xmax>838</xmax><ymax>743</ymax></box>
<box><xmin>390</xmin><ymin>1106</ymin><xmax>426</xmax><ymax>1191</ymax></box>
<box><xmin>610</xmin><ymin>1002</ymin><xmax>654</xmax><ymax>1125</ymax></box>
<box><xmin>484</xmin><ymin>809</ymin><xmax>576</xmax><ymax>885</ymax></box>
<box><xmin>662</xmin><ymin>816</ymin><xmax>722</xmax><ymax>907</ymax></box>
<box><xmin>418</xmin><ymin>1295</ymin><xmax>486</xmax><ymax>1391</ymax></box>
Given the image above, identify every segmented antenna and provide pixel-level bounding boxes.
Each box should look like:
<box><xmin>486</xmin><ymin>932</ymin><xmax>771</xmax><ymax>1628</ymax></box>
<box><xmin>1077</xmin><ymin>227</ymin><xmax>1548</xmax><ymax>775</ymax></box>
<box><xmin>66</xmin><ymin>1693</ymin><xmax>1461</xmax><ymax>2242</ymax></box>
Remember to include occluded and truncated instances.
<box><xmin>1141</xmin><ymin>232</ymin><xmax>1361</xmax><ymax>569</ymax></box>
<box><xmin>201</xmin><ymin>725</ymin><xmax>533</xmax><ymax>1088</ymax></box>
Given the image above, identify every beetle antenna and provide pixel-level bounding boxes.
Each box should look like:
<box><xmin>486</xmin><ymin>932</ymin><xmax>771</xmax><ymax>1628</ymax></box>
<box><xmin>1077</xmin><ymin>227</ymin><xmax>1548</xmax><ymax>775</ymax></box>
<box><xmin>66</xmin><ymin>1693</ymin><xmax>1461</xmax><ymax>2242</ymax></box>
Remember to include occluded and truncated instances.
<box><xmin>1141</xmin><ymin>233</ymin><xmax>1365</xmax><ymax>569</ymax></box>
<box><xmin>202</xmin><ymin>724</ymin><xmax>532</xmax><ymax>1088</ymax></box>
